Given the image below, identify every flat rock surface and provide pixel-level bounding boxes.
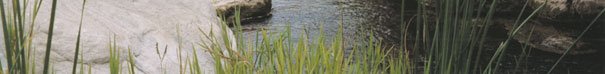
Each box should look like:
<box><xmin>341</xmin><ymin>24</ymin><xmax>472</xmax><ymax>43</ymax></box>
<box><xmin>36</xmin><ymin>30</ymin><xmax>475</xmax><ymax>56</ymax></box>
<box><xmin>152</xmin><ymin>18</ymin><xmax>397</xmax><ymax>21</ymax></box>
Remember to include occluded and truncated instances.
<box><xmin>1</xmin><ymin>0</ymin><xmax>235</xmax><ymax>74</ymax></box>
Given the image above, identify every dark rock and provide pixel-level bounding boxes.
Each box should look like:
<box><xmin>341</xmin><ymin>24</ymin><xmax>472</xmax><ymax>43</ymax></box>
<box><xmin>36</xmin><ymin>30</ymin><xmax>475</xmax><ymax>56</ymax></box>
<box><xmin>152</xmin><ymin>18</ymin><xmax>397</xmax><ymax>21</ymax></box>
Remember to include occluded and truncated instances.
<box><xmin>420</xmin><ymin>0</ymin><xmax>604</xmax><ymax>55</ymax></box>
<box><xmin>214</xmin><ymin>0</ymin><xmax>272</xmax><ymax>25</ymax></box>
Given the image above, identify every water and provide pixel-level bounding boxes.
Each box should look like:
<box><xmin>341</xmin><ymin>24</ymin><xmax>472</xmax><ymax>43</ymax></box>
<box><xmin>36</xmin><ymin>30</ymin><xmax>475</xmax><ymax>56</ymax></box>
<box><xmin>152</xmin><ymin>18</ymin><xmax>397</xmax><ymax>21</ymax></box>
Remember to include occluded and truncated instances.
<box><xmin>240</xmin><ymin>0</ymin><xmax>404</xmax><ymax>47</ymax></box>
<box><xmin>238</xmin><ymin>0</ymin><xmax>605</xmax><ymax>74</ymax></box>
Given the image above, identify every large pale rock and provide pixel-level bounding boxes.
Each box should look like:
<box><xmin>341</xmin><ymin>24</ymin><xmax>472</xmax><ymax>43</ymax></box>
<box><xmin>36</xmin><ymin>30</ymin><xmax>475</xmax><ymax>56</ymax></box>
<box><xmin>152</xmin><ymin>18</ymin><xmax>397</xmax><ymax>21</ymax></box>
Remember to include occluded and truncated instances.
<box><xmin>213</xmin><ymin>0</ymin><xmax>272</xmax><ymax>24</ymax></box>
<box><xmin>2</xmin><ymin>0</ymin><xmax>235</xmax><ymax>74</ymax></box>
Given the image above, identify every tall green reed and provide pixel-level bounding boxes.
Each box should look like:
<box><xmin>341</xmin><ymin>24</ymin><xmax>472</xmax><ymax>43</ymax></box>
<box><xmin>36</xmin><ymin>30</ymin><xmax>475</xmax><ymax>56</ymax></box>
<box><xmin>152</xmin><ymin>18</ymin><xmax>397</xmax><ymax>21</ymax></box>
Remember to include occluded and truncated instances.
<box><xmin>1</xmin><ymin>0</ymin><xmax>89</xmax><ymax>73</ymax></box>
<box><xmin>71</xmin><ymin>0</ymin><xmax>87</xmax><ymax>74</ymax></box>
<box><xmin>1</xmin><ymin>0</ymin><xmax>44</xmax><ymax>74</ymax></box>
<box><xmin>42</xmin><ymin>0</ymin><xmax>60</xmax><ymax>73</ymax></box>
<box><xmin>202</xmin><ymin>4</ymin><xmax>407</xmax><ymax>74</ymax></box>
<box><xmin>412</xmin><ymin>0</ymin><xmax>553</xmax><ymax>73</ymax></box>
<box><xmin>414</xmin><ymin>0</ymin><xmax>500</xmax><ymax>73</ymax></box>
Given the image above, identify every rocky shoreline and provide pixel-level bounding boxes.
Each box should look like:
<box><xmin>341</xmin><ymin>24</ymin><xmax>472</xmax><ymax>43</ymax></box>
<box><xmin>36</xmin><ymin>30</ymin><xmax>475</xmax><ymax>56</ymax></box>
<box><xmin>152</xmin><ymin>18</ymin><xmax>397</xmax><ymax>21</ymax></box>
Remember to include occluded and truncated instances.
<box><xmin>421</xmin><ymin>0</ymin><xmax>605</xmax><ymax>55</ymax></box>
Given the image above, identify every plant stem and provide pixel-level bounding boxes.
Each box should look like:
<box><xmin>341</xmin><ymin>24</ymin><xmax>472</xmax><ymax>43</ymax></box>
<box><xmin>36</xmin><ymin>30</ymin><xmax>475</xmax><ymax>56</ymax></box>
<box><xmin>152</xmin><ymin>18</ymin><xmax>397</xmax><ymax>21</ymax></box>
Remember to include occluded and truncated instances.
<box><xmin>43</xmin><ymin>0</ymin><xmax>60</xmax><ymax>73</ymax></box>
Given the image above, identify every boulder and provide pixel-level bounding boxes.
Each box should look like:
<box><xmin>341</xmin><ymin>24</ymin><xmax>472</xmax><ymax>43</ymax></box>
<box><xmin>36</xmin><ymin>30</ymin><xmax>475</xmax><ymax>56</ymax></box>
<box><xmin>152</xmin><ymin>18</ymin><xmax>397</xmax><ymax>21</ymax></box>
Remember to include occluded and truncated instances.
<box><xmin>531</xmin><ymin>0</ymin><xmax>605</xmax><ymax>18</ymax></box>
<box><xmin>419</xmin><ymin>0</ymin><xmax>604</xmax><ymax>55</ymax></box>
<box><xmin>213</xmin><ymin>0</ymin><xmax>272</xmax><ymax>25</ymax></box>
<box><xmin>2</xmin><ymin>0</ymin><xmax>235</xmax><ymax>74</ymax></box>
<box><xmin>421</xmin><ymin>0</ymin><xmax>605</xmax><ymax>18</ymax></box>
<box><xmin>495</xmin><ymin>19</ymin><xmax>598</xmax><ymax>55</ymax></box>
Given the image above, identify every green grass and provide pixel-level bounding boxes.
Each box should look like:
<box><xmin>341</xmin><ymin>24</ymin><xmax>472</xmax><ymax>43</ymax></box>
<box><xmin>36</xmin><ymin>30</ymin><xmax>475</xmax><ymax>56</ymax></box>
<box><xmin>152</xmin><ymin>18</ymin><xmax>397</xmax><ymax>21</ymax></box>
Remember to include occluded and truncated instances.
<box><xmin>1</xmin><ymin>0</ymin><xmax>83</xmax><ymax>73</ymax></box>
<box><xmin>1</xmin><ymin>0</ymin><xmax>47</xmax><ymax>74</ymax></box>
<box><xmin>413</xmin><ymin>0</ymin><xmax>502</xmax><ymax>73</ymax></box>
<box><xmin>202</xmin><ymin>4</ymin><xmax>406</xmax><ymax>74</ymax></box>
<box><xmin>109</xmin><ymin>36</ymin><xmax>120</xmax><ymax>74</ymax></box>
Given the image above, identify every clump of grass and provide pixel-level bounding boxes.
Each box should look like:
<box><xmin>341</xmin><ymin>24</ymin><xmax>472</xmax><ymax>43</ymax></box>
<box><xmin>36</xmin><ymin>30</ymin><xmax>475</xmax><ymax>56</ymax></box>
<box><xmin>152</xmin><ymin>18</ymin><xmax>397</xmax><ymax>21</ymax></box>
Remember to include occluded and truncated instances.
<box><xmin>1</xmin><ymin>0</ymin><xmax>50</xmax><ymax>74</ymax></box>
<box><xmin>2</xmin><ymin>0</ymin><xmax>89</xmax><ymax>73</ymax></box>
<box><xmin>199</xmin><ymin>5</ymin><xmax>407</xmax><ymax>74</ymax></box>
<box><xmin>410</xmin><ymin>0</ymin><xmax>586</xmax><ymax>73</ymax></box>
<box><xmin>108</xmin><ymin>36</ymin><xmax>120</xmax><ymax>74</ymax></box>
<box><xmin>413</xmin><ymin>0</ymin><xmax>503</xmax><ymax>73</ymax></box>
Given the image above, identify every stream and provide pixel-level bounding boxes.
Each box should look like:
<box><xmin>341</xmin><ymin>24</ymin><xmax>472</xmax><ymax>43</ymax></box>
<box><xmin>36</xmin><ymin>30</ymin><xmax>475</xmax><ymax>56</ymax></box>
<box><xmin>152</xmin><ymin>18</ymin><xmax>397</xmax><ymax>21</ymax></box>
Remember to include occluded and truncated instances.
<box><xmin>238</xmin><ymin>0</ymin><xmax>604</xmax><ymax>74</ymax></box>
<box><xmin>240</xmin><ymin>0</ymin><xmax>404</xmax><ymax>46</ymax></box>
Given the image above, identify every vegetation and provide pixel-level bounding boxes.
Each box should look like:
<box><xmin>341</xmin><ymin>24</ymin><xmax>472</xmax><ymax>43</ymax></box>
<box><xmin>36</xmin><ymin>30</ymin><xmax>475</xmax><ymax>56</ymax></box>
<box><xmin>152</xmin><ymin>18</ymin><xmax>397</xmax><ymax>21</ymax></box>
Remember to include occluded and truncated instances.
<box><xmin>1</xmin><ymin>0</ymin><xmax>604</xmax><ymax>74</ymax></box>
<box><xmin>1</xmin><ymin>0</ymin><xmax>48</xmax><ymax>74</ymax></box>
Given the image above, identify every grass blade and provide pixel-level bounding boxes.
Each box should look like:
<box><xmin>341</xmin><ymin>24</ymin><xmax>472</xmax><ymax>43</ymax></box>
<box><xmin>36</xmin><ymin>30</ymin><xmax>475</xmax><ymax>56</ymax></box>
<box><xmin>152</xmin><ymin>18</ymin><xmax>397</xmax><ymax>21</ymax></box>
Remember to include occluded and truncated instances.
<box><xmin>71</xmin><ymin>0</ymin><xmax>87</xmax><ymax>74</ymax></box>
<box><xmin>43</xmin><ymin>0</ymin><xmax>61</xmax><ymax>73</ymax></box>
<box><xmin>0</xmin><ymin>0</ymin><xmax>14</xmax><ymax>73</ymax></box>
<box><xmin>547</xmin><ymin>8</ymin><xmax>605</xmax><ymax>74</ymax></box>
<box><xmin>128</xmin><ymin>47</ymin><xmax>136</xmax><ymax>74</ymax></box>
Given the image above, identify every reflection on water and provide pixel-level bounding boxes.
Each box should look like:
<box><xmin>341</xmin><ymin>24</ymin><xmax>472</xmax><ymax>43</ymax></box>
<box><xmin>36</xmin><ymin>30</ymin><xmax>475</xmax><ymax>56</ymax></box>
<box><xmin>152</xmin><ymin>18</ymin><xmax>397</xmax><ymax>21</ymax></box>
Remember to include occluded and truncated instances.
<box><xmin>240</xmin><ymin>0</ymin><xmax>403</xmax><ymax>47</ymax></box>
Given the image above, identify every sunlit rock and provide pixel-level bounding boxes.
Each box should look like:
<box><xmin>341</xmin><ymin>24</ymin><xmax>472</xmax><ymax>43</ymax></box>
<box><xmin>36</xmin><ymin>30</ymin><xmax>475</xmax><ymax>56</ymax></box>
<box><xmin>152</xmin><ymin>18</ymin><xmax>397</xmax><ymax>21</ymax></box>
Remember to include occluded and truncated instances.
<box><xmin>531</xmin><ymin>0</ymin><xmax>605</xmax><ymax>18</ymax></box>
<box><xmin>0</xmin><ymin>0</ymin><xmax>236</xmax><ymax>74</ymax></box>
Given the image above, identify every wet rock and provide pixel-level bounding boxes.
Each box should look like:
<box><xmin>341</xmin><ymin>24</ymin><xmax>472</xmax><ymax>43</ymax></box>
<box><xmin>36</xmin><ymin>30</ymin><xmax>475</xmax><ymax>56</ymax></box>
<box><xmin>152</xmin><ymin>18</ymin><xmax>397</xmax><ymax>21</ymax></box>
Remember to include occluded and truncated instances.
<box><xmin>531</xmin><ymin>0</ymin><xmax>605</xmax><ymax>18</ymax></box>
<box><xmin>1</xmin><ymin>0</ymin><xmax>236</xmax><ymax>74</ymax></box>
<box><xmin>213</xmin><ymin>0</ymin><xmax>272</xmax><ymax>25</ymax></box>
<box><xmin>530</xmin><ymin>0</ymin><xmax>568</xmax><ymax>18</ymax></box>
<box><xmin>419</xmin><ymin>0</ymin><xmax>603</xmax><ymax>55</ymax></box>
<box><xmin>421</xmin><ymin>0</ymin><xmax>605</xmax><ymax>18</ymax></box>
<box><xmin>496</xmin><ymin>19</ymin><xmax>598</xmax><ymax>55</ymax></box>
